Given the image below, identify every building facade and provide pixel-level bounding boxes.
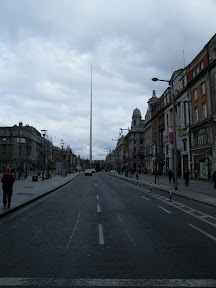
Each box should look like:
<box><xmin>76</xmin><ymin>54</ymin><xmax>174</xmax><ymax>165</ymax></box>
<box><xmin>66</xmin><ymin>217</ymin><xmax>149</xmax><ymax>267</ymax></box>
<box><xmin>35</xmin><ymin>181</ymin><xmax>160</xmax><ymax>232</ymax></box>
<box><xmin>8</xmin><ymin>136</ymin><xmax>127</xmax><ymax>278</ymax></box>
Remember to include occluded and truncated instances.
<box><xmin>110</xmin><ymin>34</ymin><xmax>216</xmax><ymax>180</ymax></box>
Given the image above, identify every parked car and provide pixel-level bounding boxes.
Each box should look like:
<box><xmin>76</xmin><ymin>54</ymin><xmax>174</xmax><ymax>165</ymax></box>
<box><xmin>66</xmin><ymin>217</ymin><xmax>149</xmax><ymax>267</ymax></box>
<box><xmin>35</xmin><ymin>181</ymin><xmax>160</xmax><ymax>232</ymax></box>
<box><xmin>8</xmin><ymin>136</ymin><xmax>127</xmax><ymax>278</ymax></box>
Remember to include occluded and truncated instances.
<box><xmin>84</xmin><ymin>169</ymin><xmax>92</xmax><ymax>176</ymax></box>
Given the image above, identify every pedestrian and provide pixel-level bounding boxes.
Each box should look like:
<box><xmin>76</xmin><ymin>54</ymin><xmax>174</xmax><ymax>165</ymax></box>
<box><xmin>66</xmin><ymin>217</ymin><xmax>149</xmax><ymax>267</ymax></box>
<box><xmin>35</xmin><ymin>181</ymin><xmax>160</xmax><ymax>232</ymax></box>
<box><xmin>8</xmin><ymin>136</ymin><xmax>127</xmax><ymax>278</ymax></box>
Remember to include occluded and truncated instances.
<box><xmin>168</xmin><ymin>170</ymin><xmax>174</xmax><ymax>184</ymax></box>
<box><xmin>184</xmin><ymin>170</ymin><xmax>190</xmax><ymax>188</ymax></box>
<box><xmin>1</xmin><ymin>168</ymin><xmax>15</xmax><ymax>208</ymax></box>
<box><xmin>212</xmin><ymin>171</ymin><xmax>216</xmax><ymax>189</ymax></box>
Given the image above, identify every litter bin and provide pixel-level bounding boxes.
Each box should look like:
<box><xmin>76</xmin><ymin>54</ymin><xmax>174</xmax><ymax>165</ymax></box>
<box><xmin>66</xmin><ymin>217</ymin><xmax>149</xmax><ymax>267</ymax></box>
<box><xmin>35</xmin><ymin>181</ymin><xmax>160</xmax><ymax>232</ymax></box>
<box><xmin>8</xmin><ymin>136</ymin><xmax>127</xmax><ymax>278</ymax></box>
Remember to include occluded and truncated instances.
<box><xmin>32</xmin><ymin>175</ymin><xmax>38</xmax><ymax>181</ymax></box>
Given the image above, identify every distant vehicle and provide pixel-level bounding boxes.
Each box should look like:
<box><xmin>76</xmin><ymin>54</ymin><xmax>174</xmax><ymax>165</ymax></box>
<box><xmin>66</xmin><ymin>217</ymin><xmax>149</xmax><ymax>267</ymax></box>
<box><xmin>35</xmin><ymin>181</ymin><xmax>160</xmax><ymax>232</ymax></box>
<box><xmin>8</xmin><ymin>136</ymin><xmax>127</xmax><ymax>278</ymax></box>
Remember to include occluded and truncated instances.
<box><xmin>84</xmin><ymin>169</ymin><xmax>92</xmax><ymax>176</ymax></box>
<box><xmin>91</xmin><ymin>169</ymin><xmax>96</xmax><ymax>173</ymax></box>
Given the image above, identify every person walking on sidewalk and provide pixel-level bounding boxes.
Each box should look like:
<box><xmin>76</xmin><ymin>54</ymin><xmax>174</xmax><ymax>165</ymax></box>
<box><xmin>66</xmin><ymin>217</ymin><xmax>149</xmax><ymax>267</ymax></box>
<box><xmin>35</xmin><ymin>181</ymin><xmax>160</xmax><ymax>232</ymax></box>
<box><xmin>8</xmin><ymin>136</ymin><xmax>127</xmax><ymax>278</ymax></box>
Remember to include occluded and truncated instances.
<box><xmin>184</xmin><ymin>170</ymin><xmax>190</xmax><ymax>188</ymax></box>
<box><xmin>1</xmin><ymin>168</ymin><xmax>15</xmax><ymax>208</ymax></box>
<box><xmin>212</xmin><ymin>171</ymin><xmax>216</xmax><ymax>189</ymax></box>
<box><xmin>168</xmin><ymin>170</ymin><xmax>175</xmax><ymax>184</ymax></box>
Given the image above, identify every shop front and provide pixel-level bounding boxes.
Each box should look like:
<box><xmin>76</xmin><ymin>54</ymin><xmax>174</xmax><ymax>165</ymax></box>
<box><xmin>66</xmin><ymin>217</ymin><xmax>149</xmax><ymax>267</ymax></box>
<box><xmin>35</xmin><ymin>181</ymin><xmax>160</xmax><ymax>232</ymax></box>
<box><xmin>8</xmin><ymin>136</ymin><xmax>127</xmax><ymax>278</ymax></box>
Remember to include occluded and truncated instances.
<box><xmin>194</xmin><ymin>152</ymin><xmax>212</xmax><ymax>180</ymax></box>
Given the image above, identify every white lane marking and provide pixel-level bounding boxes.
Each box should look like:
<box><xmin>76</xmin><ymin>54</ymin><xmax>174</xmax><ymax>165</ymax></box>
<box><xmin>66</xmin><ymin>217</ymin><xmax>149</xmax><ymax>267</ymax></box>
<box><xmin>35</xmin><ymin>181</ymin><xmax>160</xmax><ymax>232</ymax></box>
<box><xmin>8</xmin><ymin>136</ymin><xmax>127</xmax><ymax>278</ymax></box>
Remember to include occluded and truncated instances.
<box><xmin>66</xmin><ymin>212</ymin><xmax>81</xmax><ymax>249</ymax></box>
<box><xmin>9</xmin><ymin>225</ymin><xmax>16</xmax><ymax>230</ymax></box>
<box><xmin>158</xmin><ymin>205</ymin><xmax>172</xmax><ymax>214</ymax></box>
<box><xmin>96</xmin><ymin>195</ymin><xmax>99</xmax><ymax>200</ymax></box>
<box><xmin>111</xmin><ymin>179</ymin><xmax>216</xmax><ymax>227</ymax></box>
<box><xmin>142</xmin><ymin>188</ymin><xmax>151</xmax><ymax>193</ymax></box>
<box><xmin>27</xmin><ymin>229</ymin><xmax>42</xmax><ymax>245</ymax></box>
<box><xmin>97</xmin><ymin>204</ymin><xmax>101</xmax><ymax>213</ymax></box>
<box><xmin>117</xmin><ymin>213</ymin><xmax>122</xmax><ymax>223</ymax></box>
<box><xmin>142</xmin><ymin>196</ymin><xmax>150</xmax><ymax>201</ymax></box>
<box><xmin>125</xmin><ymin>230</ymin><xmax>136</xmax><ymax>248</ymax></box>
<box><xmin>1</xmin><ymin>278</ymin><xmax>216</xmax><ymax>287</ymax></box>
<box><xmin>188</xmin><ymin>223</ymin><xmax>216</xmax><ymax>243</ymax></box>
<box><xmin>112</xmin><ymin>175</ymin><xmax>216</xmax><ymax>228</ymax></box>
<box><xmin>95</xmin><ymin>183</ymin><xmax>98</xmax><ymax>187</ymax></box>
<box><xmin>98</xmin><ymin>224</ymin><xmax>104</xmax><ymax>245</ymax></box>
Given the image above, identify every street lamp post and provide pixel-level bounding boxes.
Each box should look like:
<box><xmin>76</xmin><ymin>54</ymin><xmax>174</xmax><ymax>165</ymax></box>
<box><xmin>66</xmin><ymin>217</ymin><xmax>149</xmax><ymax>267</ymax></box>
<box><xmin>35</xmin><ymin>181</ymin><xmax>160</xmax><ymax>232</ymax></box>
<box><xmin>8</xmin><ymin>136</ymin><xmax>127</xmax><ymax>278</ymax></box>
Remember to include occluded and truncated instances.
<box><xmin>181</xmin><ymin>100</ymin><xmax>192</xmax><ymax>179</ymax></box>
<box><xmin>152</xmin><ymin>77</ymin><xmax>178</xmax><ymax>190</ymax></box>
<box><xmin>41</xmin><ymin>130</ymin><xmax>47</xmax><ymax>181</ymax></box>
<box><xmin>60</xmin><ymin>141</ymin><xmax>65</xmax><ymax>176</ymax></box>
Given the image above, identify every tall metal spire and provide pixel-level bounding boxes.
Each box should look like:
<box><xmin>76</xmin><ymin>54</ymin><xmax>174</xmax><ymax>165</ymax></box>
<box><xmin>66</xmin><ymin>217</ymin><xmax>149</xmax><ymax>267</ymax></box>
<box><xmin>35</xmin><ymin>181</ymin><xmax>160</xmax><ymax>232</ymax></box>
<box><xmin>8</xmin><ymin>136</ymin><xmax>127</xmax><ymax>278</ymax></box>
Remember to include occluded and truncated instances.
<box><xmin>90</xmin><ymin>65</ymin><xmax>92</xmax><ymax>167</ymax></box>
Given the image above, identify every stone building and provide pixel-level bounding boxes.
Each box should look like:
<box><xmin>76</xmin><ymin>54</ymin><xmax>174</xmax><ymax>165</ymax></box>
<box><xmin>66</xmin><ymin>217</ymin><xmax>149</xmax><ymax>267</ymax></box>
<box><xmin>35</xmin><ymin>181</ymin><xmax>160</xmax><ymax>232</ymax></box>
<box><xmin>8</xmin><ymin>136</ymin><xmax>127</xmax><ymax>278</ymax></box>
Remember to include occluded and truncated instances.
<box><xmin>187</xmin><ymin>42</ymin><xmax>212</xmax><ymax>179</ymax></box>
<box><xmin>144</xmin><ymin>90</ymin><xmax>158</xmax><ymax>174</ymax></box>
<box><xmin>0</xmin><ymin>122</ymin><xmax>76</xmax><ymax>177</ymax></box>
<box><xmin>0</xmin><ymin>122</ymin><xmax>42</xmax><ymax>176</ymax></box>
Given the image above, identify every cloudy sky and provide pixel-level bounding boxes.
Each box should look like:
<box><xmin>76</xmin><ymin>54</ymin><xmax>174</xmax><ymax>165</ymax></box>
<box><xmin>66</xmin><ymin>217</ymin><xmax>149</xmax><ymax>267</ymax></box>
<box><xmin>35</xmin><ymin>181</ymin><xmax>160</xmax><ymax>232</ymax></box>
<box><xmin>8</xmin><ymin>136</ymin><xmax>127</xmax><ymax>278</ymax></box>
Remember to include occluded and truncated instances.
<box><xmin>0</xmin><ymin>0</ymin><xmax>215</xmax><ymax>160</ymax></box>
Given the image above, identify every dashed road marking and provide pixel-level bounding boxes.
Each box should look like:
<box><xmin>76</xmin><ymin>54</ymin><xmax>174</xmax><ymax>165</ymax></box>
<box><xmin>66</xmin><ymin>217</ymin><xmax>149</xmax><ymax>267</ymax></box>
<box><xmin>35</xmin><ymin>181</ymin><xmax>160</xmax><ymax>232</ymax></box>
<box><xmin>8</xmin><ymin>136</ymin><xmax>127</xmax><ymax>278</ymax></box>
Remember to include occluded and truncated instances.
<box><xmin>188</xmin><ymin>223</ymin><xmax>216</xmax><ymax>243</ymax></box>
<box><xmin>158</xmin><ymin>205</ymin><xmax>172</xmax><ymax>214</ymax></box>
<box><xmin>98</xmin><ymin>224</ymin><xmax>104</xmax><ymax>245</ymax></box>
<box><xmin>110</xmin><ymin>176</ymin><xmax>216</xmax><ymax>228</ymax></box>
<box><xmin>97</xmin><ymin>204</ymin><xmax>101</xmax><ymax>213</ymax></box>
<box><xmin>142</xmin><ymin>196</ymin><xmax>150</xmax><ymax>201</ymax></box>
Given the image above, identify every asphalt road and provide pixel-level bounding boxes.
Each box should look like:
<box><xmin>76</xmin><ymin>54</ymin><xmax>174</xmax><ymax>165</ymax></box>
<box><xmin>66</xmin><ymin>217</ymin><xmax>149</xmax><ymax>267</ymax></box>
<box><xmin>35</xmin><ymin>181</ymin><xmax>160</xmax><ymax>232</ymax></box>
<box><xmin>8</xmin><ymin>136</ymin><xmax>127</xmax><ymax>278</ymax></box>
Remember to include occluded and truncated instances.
<box><xmin>0</xmin><ymin>172</ymin><xmax>216</xmax><ymax>287</ymax></box>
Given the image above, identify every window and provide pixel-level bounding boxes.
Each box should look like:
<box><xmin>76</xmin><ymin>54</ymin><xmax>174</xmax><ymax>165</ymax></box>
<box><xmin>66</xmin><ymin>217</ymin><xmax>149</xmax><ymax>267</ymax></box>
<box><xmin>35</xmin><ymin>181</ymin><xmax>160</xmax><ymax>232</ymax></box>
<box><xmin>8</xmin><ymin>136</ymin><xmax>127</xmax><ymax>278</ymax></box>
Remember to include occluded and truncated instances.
<box><xmin>201</xmin><ymin>82</ymin><xmax>206</xmax><ymax>95</ymax></box>
<box><xmin>194</xmin><ymin>107</ymin><xmax>199</xmax><ymax>122</ymax></box>
<box><xmin>192</xmin><ymin>71</ymin><xmax>195</xmax><ymax>78</ymax></box>
<box><xmin>196</xmin><ymin>66</ymin><xmax>199</xmax><ymax>74</ymax></box>
<box><xmin>193</xmin><ymin>88</ymin><xmax>197</xmax><ymax>101</ymax></box>
<box><xmin>134</xmin><ymin>120</ymin><xmax>136</xmax><ymax>126</ymax></box>
<box><xmin>202</xmin><ymin>102</ymin><xmax>207</xmax><ymax>118</ymax></box>
<box><xmin>200</xmin><ymin>62</ymin><xmax>204</xmax><ymax>70</ymax></box>
<box><xmin>166</xmin><ymin>114</ymin><xmax>169</xmax><ymax>127</ymax></box>
<box><xmin>183</xmin><ymin>140</ymin><xmax>187</xmax><ymax>151</ymax></box>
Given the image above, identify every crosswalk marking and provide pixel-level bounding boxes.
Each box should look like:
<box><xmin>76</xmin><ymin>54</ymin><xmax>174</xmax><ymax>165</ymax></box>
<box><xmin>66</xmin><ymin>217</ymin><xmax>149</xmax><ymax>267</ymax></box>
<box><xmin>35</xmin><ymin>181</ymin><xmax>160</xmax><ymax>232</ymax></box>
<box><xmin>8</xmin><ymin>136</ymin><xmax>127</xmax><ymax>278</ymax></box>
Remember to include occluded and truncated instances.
<box><xmin>0</xmin><ymin>278</ymin><xmax>216</xmax><ymax>287</ymax></box>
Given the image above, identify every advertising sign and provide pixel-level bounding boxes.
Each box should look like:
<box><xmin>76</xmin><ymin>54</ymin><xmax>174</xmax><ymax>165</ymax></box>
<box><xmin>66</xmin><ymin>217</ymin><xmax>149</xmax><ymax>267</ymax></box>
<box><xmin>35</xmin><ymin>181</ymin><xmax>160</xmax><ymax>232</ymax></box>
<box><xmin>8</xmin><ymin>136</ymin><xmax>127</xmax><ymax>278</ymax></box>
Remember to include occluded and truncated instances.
<box><xmin>169</xmin><ymin>127</ymin><xmax>173</xmax><ymax>149</ymax></box>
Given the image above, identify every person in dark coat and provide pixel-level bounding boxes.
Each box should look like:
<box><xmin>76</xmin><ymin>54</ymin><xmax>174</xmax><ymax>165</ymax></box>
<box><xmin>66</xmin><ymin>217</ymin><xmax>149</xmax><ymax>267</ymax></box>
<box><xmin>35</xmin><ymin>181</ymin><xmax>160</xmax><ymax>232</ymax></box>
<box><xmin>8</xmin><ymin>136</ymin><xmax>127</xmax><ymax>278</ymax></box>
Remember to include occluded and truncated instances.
<box><xmin>184</xmin><ymin>170</ymin><xmax>190</xmax><ymax>188</ymax></box>
<box><xmin>168</xmin><ymin>170</ymin><xmax>175</xmax><ymax>184</ymax></box>
<box><xmin>1</xmin><ymin>168</ymin><xmax>15</xmax><ymax>208</ymax></box>
<box><xmin>212</xmin><ymin>171</ymin><xmax>216</xmax><ymax>189</ymax></box>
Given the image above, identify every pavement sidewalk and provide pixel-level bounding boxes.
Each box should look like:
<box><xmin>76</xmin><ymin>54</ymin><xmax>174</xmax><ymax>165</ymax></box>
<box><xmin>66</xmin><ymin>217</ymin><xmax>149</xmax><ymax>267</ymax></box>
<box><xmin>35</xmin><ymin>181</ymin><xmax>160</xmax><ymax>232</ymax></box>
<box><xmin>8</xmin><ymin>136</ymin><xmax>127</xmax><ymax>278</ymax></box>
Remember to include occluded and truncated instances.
<box><xmin>0</xmin><ymin>172</ymin><xmax>80</xmax><ymax>217</ymax></box>
<box><xmin>110</xmin><ymin>172</ymin><xmax>216</xmax><ymax>208</ymax></box>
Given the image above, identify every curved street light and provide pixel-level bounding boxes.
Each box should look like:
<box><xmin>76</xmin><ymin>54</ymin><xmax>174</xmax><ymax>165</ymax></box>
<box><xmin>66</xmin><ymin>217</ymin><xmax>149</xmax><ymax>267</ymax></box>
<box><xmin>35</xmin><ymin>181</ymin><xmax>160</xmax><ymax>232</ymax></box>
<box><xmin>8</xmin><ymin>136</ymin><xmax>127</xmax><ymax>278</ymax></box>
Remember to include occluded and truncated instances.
<box><xmin>152</xmin><ymin>76</ymin><xmax>178</xmax><ymax>190</ymax></box>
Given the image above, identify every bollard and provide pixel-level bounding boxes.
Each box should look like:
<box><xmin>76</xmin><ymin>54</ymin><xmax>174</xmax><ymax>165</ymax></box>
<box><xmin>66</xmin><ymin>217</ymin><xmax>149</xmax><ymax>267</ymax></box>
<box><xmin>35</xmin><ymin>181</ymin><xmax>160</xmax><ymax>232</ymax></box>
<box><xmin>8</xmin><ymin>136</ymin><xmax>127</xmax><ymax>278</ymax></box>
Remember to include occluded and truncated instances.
<box><xmin>169</xmin><ymin>186</ymin><xmax>172</xmax><ymax>202</ymax></box>
<box><xmin>150</xmin><ymin>182</ymin><xmax>152</xmax><ymax>192</ymax></box>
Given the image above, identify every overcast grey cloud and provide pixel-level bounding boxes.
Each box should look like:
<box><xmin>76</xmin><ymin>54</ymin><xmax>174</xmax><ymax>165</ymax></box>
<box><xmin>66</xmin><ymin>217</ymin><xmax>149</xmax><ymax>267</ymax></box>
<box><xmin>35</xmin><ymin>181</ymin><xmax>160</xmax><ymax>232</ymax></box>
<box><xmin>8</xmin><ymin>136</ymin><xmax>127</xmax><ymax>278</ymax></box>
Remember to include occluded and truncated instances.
<box><xmin>0</xmin><ymin>0</ymin><xmax>215</xmax><ymax>159</ymax></box>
